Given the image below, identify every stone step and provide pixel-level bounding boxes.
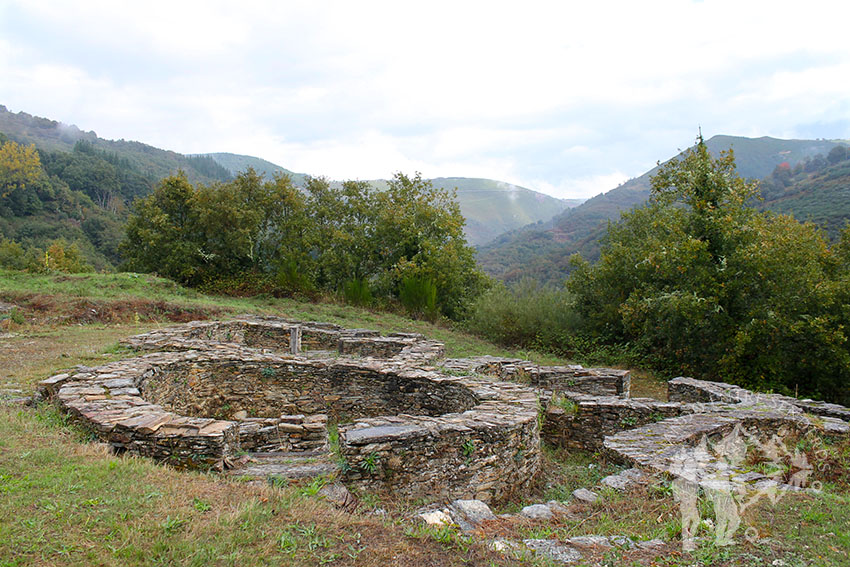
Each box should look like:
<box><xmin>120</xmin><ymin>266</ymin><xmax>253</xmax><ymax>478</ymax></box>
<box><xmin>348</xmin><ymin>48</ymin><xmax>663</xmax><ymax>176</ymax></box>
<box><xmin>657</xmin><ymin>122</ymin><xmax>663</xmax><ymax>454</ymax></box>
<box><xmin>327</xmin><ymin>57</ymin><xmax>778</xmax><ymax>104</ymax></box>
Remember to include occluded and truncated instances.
<box><xmin>227</xmin><ymin>451</ymin><xmax>338</xmax><ymax>479</ymax></box>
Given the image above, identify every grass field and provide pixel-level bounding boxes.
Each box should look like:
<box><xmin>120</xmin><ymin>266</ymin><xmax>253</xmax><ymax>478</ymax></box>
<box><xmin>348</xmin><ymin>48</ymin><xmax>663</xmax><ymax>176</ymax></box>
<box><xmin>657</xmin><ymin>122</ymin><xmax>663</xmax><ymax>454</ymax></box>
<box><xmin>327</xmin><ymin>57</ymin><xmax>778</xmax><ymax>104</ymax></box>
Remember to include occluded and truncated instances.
<box><xmin>1</xmin><ymin>270</ymin><xmax>848</xmax><ymax>566</ymax></box>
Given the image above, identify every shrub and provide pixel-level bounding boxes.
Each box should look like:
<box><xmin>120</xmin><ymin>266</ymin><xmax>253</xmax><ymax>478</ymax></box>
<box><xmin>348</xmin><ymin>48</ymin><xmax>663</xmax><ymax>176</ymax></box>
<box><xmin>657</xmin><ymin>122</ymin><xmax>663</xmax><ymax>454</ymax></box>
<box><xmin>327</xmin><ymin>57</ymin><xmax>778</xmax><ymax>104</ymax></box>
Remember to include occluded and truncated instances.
<box><xmin>342</xmin><ymin>277</ymin><xmax>373</xmax><ymax>306</ymax></box>
<box><xmin>466</xmin><ymin>278</ymin><xmax>578</xmax><ymax>349</ymax></box>
<box><xmin>398</xmin><ymin>275</ymin><xmax>437</xmax><ymax>318</ymax></box>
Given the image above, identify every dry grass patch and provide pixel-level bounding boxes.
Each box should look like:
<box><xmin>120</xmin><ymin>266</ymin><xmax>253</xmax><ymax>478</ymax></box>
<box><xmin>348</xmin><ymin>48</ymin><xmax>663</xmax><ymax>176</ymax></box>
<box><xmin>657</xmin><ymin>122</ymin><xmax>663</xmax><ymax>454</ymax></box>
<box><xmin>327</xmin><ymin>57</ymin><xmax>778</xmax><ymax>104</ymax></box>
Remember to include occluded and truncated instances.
<box><xmin>0</xmin><ymin>324</ymin><xmax>153</xmax><ymax>392</ymax></box>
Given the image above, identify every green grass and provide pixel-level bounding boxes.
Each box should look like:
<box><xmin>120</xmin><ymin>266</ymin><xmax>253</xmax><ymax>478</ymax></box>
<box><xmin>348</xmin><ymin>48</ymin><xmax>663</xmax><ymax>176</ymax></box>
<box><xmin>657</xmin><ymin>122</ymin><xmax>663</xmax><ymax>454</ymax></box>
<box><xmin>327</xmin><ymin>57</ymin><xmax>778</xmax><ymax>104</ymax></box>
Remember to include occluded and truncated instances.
<box><xmin>0</xmin><ymin>269</ymin><xmax>575</xmax><ymax>366</ymax></box>
<box><xmin>1</xmin><ymin>269</ymin><xmax>848</xmax><ymax>566</ymax></box>
<box><xmin>0</xmin><ymin>404</ymin><xmax>528</xmax><ymax>567</ymax></box>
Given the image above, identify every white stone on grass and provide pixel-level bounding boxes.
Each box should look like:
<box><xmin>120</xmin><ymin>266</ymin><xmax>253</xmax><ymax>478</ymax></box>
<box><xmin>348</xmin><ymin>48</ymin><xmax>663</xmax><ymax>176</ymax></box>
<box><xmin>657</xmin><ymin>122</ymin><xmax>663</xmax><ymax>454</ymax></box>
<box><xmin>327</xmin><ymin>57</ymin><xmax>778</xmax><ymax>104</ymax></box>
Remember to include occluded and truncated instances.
<box><xmin>520</xmin><ymin>504</ymin><xmax>554</xmax><ymax>520</ymax></box>
<box><xmin>523</xmin><ymin>539</ymin><xmax>582</xmax><ymax>563</ymax></box>
<box><xmin>571</xmin><ymin>488</ymin><xmax>599</xmax><ymax>503</ymax></box>
<box><xmin>418</xmin><ymin>510</ymin><xmax>454</xmax><ymax>526</ymax></box>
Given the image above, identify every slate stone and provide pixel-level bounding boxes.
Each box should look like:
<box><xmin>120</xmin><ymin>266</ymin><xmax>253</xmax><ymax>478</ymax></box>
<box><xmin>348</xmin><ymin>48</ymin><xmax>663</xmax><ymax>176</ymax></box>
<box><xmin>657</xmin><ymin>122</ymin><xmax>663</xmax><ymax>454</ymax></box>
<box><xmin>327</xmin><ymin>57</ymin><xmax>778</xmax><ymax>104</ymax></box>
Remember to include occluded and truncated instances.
<box><xmin>520</xmin><ymin>504</ymin><xmax>554</xmax><ymax>520</ymax></box>
<box><xmin>523</xmin><ymin>539</ymin><xmax>582</xmax><ymax>563</ymax></box>
<box><xmin>568</xmin><ymin>535</ymin><xmax>612</xmax><ymax>548</ymax></box>
<box><xmin>571</xmin><ymin>488</ymin><xmax>599</xmax><ymax>503</ymax></box>
<box><xmin>450</xmin><ymin>499</ymin><xmax>496</xmax><ymax>527</ymax></box>
<box><xmin>600</xmin><ymin>473</ymin><xmax>632</xmax><ymax>491</ymax></box>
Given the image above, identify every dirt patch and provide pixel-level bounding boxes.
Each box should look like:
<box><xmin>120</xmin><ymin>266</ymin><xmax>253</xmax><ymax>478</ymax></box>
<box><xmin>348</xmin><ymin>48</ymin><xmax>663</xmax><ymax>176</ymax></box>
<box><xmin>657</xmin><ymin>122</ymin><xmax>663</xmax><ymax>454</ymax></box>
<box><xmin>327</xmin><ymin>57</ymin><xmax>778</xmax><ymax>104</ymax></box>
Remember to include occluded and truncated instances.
<box><xmin>0</xmin><ymin>292</ymin><xmax>225</xmax><ymax>325</ymax></box>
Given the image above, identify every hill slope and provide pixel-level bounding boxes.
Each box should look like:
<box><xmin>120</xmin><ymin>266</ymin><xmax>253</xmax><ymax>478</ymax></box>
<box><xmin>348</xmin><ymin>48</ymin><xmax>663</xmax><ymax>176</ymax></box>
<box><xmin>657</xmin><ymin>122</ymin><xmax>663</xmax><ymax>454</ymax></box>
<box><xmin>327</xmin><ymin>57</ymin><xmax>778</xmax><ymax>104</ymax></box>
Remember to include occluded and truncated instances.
<box><xmin>478</xmin><ymin>135</ymin><xmax>846</xmax><ymax>284</ymax></box>
<box><xmin>202</xmin><ymin>152</ymin><xmax>309</xmax><ymax>186</ymax></box>
<box><xmin>0</xmin><ymin>105</ymin><xmax>232</xmax><ymax>185</ymax></box>
<box><xmin>431</xmin><ymin>177</ymin><xmax>578</xmax><ymax>246</ymax></box>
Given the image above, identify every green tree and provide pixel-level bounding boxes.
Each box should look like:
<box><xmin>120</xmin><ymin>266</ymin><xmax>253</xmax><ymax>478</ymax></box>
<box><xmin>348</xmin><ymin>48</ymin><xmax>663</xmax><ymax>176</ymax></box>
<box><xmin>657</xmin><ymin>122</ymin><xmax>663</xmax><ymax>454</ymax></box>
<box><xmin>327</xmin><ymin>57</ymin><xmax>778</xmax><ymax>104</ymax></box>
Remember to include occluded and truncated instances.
<box><xmin>0</xmin><ymin>140</ymin><xmax>49</xmax><ymax>216</ymax></box>
<box><xmin>373</xmin><ymin>173</ymin><xmax>488</xmax><ymax>319</ymax></box>
<box><xmin>120</xmin><ymin>170</ymin><xmax>487</xmax><ymax>319</ymax></box>
<box><xmin>568</xmin><ymin>135</ymin><xmax>850</xmax><ymax>403</ymax></box>
<box><xmin>304</xmin><ymin>177</ymin><xmax>377</xmax><ymax>291</ymax></box>
<box><xmin>120</xmin><ymin>173</ymin><xmax>202</xmax><ymax>283</ymax></box>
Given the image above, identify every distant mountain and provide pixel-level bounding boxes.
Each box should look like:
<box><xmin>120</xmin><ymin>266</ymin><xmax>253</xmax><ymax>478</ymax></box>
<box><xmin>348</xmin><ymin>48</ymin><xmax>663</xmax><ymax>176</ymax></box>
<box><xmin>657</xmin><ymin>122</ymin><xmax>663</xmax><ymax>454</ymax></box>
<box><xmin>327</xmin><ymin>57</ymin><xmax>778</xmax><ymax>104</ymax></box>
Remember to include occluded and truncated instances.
<box><xmin>429</xmin><ymin>177</ymin><xmax>579</xmax><ymax>246</ymax></box>
<box><xmin>478</xmin><ymin>135</ymin><xmax>847</xmax><ymax>284</ymax></box>
<box><xmin>0</xmin><ymin>105</ymin><xmax>232</xmax><ymax>185</ymax></box>
<box><xmin>758</xmin><ymin>146</ymin><xmax>850</xmax><ymax>238</ymax></box>
<box><xmin>205</xmin><ymin>152</ymin><xmax>580</xmax><ymax>246</ymax></box>
<box><xmin>202</xmin><ymin>152</ymin><xmax>309</xmax><ymax>186</ymax></box>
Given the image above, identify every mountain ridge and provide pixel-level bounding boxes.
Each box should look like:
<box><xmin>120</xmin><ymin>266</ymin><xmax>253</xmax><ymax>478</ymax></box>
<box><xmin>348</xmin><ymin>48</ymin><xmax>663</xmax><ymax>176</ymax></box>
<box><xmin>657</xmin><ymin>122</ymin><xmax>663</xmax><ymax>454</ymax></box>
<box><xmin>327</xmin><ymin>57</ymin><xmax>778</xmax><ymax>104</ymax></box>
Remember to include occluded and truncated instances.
<box><xmin>477</xmin><ymin>135</ymin><xmax>848</xmax><ymax>284</ymax></box>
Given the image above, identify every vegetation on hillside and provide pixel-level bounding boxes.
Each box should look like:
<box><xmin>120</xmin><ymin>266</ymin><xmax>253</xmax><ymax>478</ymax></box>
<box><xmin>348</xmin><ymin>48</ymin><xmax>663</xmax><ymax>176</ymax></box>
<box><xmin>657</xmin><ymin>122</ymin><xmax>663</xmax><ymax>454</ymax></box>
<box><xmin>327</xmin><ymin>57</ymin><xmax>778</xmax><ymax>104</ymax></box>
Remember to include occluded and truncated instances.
<box><xmin>758</xmin><ymin>144</ymin><xmax>850</xmax><ymax>238</ymax></box>
<box><xmin>469</xmin><ymin>137</ymin><xmax>850</xmax><ymax>405</ymax></box>
<box><xmin>0</xmin><ymin>109</ymin><xmax>234</xmax><ymax>271</ymax></box>
<box><xmin>203</xmin><ymin>152</ymin><xmax>309</xmax><ymax>186</ymax></box>
<box><xmin>0</xmin><ymin>105</ymin><xmax>232</xmax><ymax>185</ymax></box>
<box><xmin>121</xmin><ymin>171</ymin><xmax>489</xmax><ymax>319</ymax></box>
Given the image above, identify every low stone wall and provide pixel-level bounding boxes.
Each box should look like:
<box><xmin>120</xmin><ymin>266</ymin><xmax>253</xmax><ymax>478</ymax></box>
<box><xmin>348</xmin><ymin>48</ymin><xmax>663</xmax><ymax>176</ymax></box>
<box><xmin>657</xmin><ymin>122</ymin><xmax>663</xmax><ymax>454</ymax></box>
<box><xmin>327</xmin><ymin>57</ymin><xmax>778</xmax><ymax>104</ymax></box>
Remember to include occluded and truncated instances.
<box><xmin>140</xmin><ymin>356</ymin><xmax>478</xmax><ymax>422</ymax></box>
<box><xmin>38</xmin><ymin>354</ymin><xmax>239</xmax><ymax>468</ymax></box>
<box><xmin>541</xmin><ymin>376</ymin><xmax>850</xmax><ymax>457</ymax></box>
<box><xmin>123</xmin><ymin>316</ymin><xmax>446</xmax><ymax>363</ymax></box>
<box><xmin>668</xmin><ymin>376</ymin><xmax>850</xmax><ymax>420</ymax></box>
<box><xmin>542</xmin><ymin>394</ymin><xmax>684</xmax><ymax>451</ymax></box>
<box><xmin>442</xmin><ymin>356</ymin><xmax>630</xmax><ymax>397</ymax></box>
<box><xmin>237</xmin><ymin>414</ymin><xmax>328</xmax><ymax>453</ymax></box>
<box><xmin>38</xmin><ymin>347</ymin><xmax>541</xmax><ymax>502</ymax></box>
<box><xmin>603</xmin><ymin>380</ymin><xmax>850</xmax><ymax>487</ymax></box>
<box><xmin>339</xmin><ymin>378</ymin><xmax>541</xmax><ymax>502</ymax></box>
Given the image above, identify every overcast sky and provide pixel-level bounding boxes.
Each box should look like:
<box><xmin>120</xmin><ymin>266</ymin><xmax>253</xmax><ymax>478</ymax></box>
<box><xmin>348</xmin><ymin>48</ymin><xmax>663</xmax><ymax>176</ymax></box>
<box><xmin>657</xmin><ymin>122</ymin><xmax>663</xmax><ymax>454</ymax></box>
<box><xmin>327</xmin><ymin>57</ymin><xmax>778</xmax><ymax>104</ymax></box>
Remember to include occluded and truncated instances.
<box><xmin>1</xmin><ymin>0</ymin><xmax>849</xmax><ymax>199</ymax></box>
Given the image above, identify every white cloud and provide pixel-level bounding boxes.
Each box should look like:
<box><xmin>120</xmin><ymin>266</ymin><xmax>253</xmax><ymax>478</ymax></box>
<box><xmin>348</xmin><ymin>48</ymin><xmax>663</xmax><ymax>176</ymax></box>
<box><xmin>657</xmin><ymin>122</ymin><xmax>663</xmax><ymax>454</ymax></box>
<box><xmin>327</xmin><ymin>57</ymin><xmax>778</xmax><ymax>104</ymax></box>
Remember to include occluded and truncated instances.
<box><xmin>1</xmin><ymin>0</ymin><xmax>849</xmax><ymax>198</ymax></box>
<box><xmin>524</xmin><ymin>171</ymin><xmax>631</xmax><ymax>201</ymax></box>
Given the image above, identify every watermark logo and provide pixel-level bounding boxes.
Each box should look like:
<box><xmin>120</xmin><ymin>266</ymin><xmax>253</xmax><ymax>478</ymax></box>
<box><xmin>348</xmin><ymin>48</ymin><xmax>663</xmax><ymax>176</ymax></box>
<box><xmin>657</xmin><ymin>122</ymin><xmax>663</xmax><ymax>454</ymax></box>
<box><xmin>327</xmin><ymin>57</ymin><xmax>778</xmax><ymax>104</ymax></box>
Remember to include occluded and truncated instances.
<box><xmin>668</xmin><ymin>423</ymin><xmax>816</xmax><ymax>551</ymax></box>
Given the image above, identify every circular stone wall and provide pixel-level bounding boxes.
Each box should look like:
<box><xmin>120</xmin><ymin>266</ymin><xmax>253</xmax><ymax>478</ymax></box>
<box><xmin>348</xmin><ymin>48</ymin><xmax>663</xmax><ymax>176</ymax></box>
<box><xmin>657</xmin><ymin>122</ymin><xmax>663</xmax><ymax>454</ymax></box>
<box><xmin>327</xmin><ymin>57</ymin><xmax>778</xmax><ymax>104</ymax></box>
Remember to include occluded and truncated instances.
<box><xmin>38</xmin><ymin>318</ymin><xmax>541</xmax><ymax>502</ymax></box>
<box><xmin>139</xmin><ymin>356</ymin><xmax>479</xmax><ymax>421</ymax></box>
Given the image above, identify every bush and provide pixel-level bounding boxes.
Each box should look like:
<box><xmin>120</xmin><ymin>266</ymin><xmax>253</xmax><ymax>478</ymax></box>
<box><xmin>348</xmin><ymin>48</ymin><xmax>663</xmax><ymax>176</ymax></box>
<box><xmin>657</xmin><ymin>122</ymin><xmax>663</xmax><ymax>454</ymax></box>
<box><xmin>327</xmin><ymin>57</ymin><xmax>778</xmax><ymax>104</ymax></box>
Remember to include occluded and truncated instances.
<box><xmin>466</xmin><ymin>278</ymin><xmax>578</xmax><ymax>349</ymax></box>
<box><xmin>0</xmin><ymin>238</ymin><xmax>38</xmax><ymax>270</ymax></box>
<box><xmin>0</xmin><ymin>237</ymin><xmax>92</xmax><ymax>273</ymax></box>
<box><xmin>398</xmin><ymin>276</ymin><xmax>437</xmax><ymax>318</ymax></box>
<box><xmin>342</xmin><ymin>277</ymin><xmax>373</xmax><ymax>306</ymax></box>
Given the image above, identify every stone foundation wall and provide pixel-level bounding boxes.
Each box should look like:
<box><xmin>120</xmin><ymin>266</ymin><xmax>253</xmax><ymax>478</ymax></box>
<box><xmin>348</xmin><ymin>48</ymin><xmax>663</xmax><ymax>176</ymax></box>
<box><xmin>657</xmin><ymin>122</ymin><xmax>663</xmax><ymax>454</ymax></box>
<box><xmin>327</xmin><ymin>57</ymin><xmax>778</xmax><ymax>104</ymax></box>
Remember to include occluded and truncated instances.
<box><xmin>442</xmin><ymin>356</ymin><xmax>630</xmax><ymax>397</ymax></box>
<box><xmin>38</xmin><ymin>359</ymin><xmax>240</xmax><ymax>469</ymax></box>
<box><xmin>38</xmin><ymin>346</ymin><xmax>541</xmax><ymax>501</ymax></box>
<box><xmin>604</xmin><ymin>380</ymin><xmax>850</xmax><ymax>485</ymax></box>
<box><xmin>237</xmin><ymin>414</ymin><xmax>328</xmax><ymax>453</ymax></box>
<box><xmin>140</xmin><ymin>358</ymin><xmax>478</xmax><ymax>422</ymax></box>
<box><xmin>123</xmin><ymin>316</ymin><xmax>445</xmax><ymax>363</ymax></box>
<box><xmin>542</xmin><ymin>394</ymin><xmax>684</xmax><ymax>451</ymax></box>
<box><xmin>339</xmin><ymin>381</ymin><xmax>541</xmax><ymax>502</ymax></box>
<box><xmin>668</xmin><ymin>377</ymin><xmax>850</xmax><ymax>421</ymax></box>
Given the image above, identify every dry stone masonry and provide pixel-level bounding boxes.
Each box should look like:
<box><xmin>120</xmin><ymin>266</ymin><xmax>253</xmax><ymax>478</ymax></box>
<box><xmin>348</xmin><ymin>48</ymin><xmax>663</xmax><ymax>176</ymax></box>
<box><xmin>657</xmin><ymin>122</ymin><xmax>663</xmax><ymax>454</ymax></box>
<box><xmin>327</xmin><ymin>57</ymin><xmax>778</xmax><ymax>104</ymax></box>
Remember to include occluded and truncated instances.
<box><xmin>38</xmin><ymin>316</ymin><xmax>540</xmax><ymax>502</ymax></box>
<box><xmin>441</xmin><ymin>356</ymin><xmax>630</xmax><ymax>397</ymax></box>
<box><xmin>36</xmin><ymin>315</ymin><xmax>850</xmax><ymax>512</ymax></box>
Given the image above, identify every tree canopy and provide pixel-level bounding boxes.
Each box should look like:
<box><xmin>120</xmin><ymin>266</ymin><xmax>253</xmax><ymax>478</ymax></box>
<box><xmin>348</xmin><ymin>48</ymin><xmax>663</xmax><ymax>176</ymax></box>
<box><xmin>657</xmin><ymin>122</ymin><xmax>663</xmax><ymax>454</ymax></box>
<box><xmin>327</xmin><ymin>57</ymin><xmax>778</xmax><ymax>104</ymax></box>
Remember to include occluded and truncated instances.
<box><xmin>567</xmin><ymin>135</ymin><xmax>850</xmax><ymax>404</ymax></box>
<box><xmin>120</xmin><ymin>171</ymin><xmax>488</xmax><ymax>319</ymax></box>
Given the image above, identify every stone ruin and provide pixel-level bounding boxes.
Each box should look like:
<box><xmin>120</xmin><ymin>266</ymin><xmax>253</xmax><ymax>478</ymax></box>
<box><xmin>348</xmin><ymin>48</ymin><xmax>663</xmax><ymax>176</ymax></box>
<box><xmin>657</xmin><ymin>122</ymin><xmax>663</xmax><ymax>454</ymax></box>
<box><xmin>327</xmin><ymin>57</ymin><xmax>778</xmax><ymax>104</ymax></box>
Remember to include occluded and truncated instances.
<box><xmin>37</xmin><ymin>315</ymin><xmax>850</xmax><ymax>505</ymax></box>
